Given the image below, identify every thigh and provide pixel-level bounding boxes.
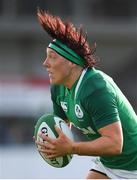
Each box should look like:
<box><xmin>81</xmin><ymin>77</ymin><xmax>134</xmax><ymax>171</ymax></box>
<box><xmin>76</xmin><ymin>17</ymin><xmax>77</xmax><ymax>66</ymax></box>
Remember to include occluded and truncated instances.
<box><xmin>86</xmin><ymin>170</ymin><xmax>109</xmax><ymax>179</ymax></box>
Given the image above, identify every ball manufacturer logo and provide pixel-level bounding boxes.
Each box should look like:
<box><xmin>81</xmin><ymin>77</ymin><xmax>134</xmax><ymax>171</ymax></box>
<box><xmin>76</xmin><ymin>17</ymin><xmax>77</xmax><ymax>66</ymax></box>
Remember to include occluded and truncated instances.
<box><xmin>75</xmin><ymin>104</ymin><xmax>83</xmax><ymax>118</ymax></box>
<box><xmin>41</xmin><ymin>127</ymin><xmax>48</xmax><ymax>136</ymax></box>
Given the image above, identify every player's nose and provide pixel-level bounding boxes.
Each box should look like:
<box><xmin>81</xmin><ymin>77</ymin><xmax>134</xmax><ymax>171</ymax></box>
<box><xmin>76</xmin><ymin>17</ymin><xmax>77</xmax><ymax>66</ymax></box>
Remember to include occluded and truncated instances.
<box><xmin>43</xmin><ymin>58</ymin><xmax>50</xmax><ymax>68</ymax></box>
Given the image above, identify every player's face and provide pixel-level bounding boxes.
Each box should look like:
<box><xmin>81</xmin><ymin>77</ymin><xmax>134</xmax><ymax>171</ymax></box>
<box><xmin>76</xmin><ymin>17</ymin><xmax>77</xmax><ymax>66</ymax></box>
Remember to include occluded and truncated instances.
<box><xmin>43</xmin><ymin>48</ymin><xmax>73</xmax><ymax>85</ymax></box>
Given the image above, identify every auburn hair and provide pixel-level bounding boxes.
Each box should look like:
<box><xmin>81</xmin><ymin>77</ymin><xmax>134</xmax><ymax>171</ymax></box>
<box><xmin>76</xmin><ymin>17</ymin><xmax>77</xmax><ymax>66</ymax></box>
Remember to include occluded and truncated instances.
<box><xmin>37</xmin><ymin>9</ymin><xmax>98</xmax><ymax>68</ymax></box>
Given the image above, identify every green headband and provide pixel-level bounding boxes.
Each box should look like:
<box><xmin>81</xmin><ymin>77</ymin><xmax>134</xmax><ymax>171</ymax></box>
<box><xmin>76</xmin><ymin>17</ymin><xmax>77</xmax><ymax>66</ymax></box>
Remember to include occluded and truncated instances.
<box><xmin>48</xmin><ymin>39</ymin><xmax>85</xmax><ymax>67</ymax></box>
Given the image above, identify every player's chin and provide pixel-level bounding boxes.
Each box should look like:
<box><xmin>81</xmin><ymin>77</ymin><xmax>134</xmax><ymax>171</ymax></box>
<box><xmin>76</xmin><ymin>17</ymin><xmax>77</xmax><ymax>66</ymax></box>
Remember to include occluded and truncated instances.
<box><xmin>50</xmin><ymin>79</ymin><xmax>61</xmax><ymax>85</ymax></box>
<box><xmin>49</xmin><ymin>78</ymin><xmax>53</xmax><ymax>84</ymax></box>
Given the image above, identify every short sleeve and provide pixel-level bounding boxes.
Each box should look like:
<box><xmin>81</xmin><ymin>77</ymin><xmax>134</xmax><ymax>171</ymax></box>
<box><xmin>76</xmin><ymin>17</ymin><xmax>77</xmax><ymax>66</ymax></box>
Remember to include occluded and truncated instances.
<box><xmin>85</xmin><ymin>88</ymin><xmax>120</xmax><ymax>129</ymax></box>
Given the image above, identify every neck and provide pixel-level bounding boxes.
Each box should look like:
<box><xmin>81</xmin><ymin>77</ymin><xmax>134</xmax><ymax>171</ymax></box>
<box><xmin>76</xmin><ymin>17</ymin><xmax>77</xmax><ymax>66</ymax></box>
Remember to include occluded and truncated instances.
<box><xmin>64</xmin><ymin>66</ymin><xmax>84</xmax><ymax>89</ymax></box>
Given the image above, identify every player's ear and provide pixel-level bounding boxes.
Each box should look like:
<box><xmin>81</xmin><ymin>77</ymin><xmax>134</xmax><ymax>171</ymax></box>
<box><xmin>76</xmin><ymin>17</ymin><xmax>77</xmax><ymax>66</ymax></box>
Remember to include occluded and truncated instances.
<box><xmin>67</xmin><ymin>61</ymin><xmax>73</xmax><ymax>66</ymax></box>
<box><xmin>68</xmin><ymin>61</ymin><xmax>78</xmax><ymax>68</ymax></box>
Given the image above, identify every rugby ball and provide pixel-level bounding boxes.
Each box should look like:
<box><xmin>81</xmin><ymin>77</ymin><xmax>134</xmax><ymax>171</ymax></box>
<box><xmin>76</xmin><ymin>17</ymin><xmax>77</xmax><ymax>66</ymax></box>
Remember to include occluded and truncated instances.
<box><xmin>34</xmin><ymin>114</ymin><xmax>74</xmax><ymax>168</ymax></box>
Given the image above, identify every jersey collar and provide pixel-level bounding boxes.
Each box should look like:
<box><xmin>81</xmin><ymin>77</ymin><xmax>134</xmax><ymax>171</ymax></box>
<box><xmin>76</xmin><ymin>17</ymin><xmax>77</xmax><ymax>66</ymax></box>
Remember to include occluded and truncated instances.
<box><xmin>74</xmin><ymin>68</ymin><xmax>88</xmax><ymax>99</ymax></box>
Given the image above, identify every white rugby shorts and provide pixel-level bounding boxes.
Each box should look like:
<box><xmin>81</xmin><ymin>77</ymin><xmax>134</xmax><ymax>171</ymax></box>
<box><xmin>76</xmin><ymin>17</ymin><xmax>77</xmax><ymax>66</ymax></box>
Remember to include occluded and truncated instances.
<box><xmin>91</xmin><ymin>157</ymin><xmax>137</xmax><ymax>179</ymax></box>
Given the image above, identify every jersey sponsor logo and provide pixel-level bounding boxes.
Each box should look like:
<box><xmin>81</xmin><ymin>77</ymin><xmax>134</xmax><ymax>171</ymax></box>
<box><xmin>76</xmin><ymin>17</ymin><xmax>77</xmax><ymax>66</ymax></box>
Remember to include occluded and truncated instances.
<box><xmin>75</xmin><ymin>104</ymin><xmax>84</xmax><ymax>119</ymax></box>
<box><xmin>72</xmin><ymin>122</ymin><xmax>96</xmax><ymax>135</ymax></box>
<box><xmin>81</xmin><ymin>126</ymin><xmax>96</xmax><ymax>135</ymax></box>
<box><xmin>60</xmin><ymin>101</ymin><xmax>68</xmax><ymax>112</ymax></box>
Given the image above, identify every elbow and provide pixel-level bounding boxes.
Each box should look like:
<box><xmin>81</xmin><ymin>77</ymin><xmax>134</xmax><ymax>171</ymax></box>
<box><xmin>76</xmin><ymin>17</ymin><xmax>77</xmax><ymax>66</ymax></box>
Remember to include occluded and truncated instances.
<box><xmin>111</xmin><ymin>141</ymin><xmax>123</xmax><ymax>155</ymax></box>
<box><xmin>110</xmin><ymin>133</ymin><xmax>123</xmax><ymax>155</ymax></box>
<box><xmin>115</xmin><ymin>137</ymin><xmax>123</xmax><ymax>155</ymax></box>
<box><xmin>113</xmin><ymin>145</ymin><xmax>123</xmax><ymax>155</ymax></box>
<box><xmin>109</xmin><ymin>146</ymin><xmax>122</xmax><ymax>156</ymax></box>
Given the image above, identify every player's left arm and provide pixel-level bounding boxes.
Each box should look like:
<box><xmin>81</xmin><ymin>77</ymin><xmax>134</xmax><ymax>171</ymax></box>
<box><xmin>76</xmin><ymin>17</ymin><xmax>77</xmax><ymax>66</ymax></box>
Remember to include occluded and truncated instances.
<box><xmin>72</xmin><ymin>87</ymin><xmax>123</xmax><ymax>156</ymax></box>
<box><xmin>72</xmin><ymin>120</ymin><xmax>123</xmax><ymax>156</ymax></box>
<box><xmin>36</xmin><ymin>120</ymin><xmax>123</xmax><ymax>158</ymax></box>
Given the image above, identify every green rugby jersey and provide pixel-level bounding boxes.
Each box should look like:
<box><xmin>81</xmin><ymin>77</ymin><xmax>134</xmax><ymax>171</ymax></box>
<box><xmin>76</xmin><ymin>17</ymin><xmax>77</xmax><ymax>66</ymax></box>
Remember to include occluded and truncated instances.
<box><xmin>50</xmin><ymin>67</ymin><xmax>137</xmax><ymax>170</ymax></box>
